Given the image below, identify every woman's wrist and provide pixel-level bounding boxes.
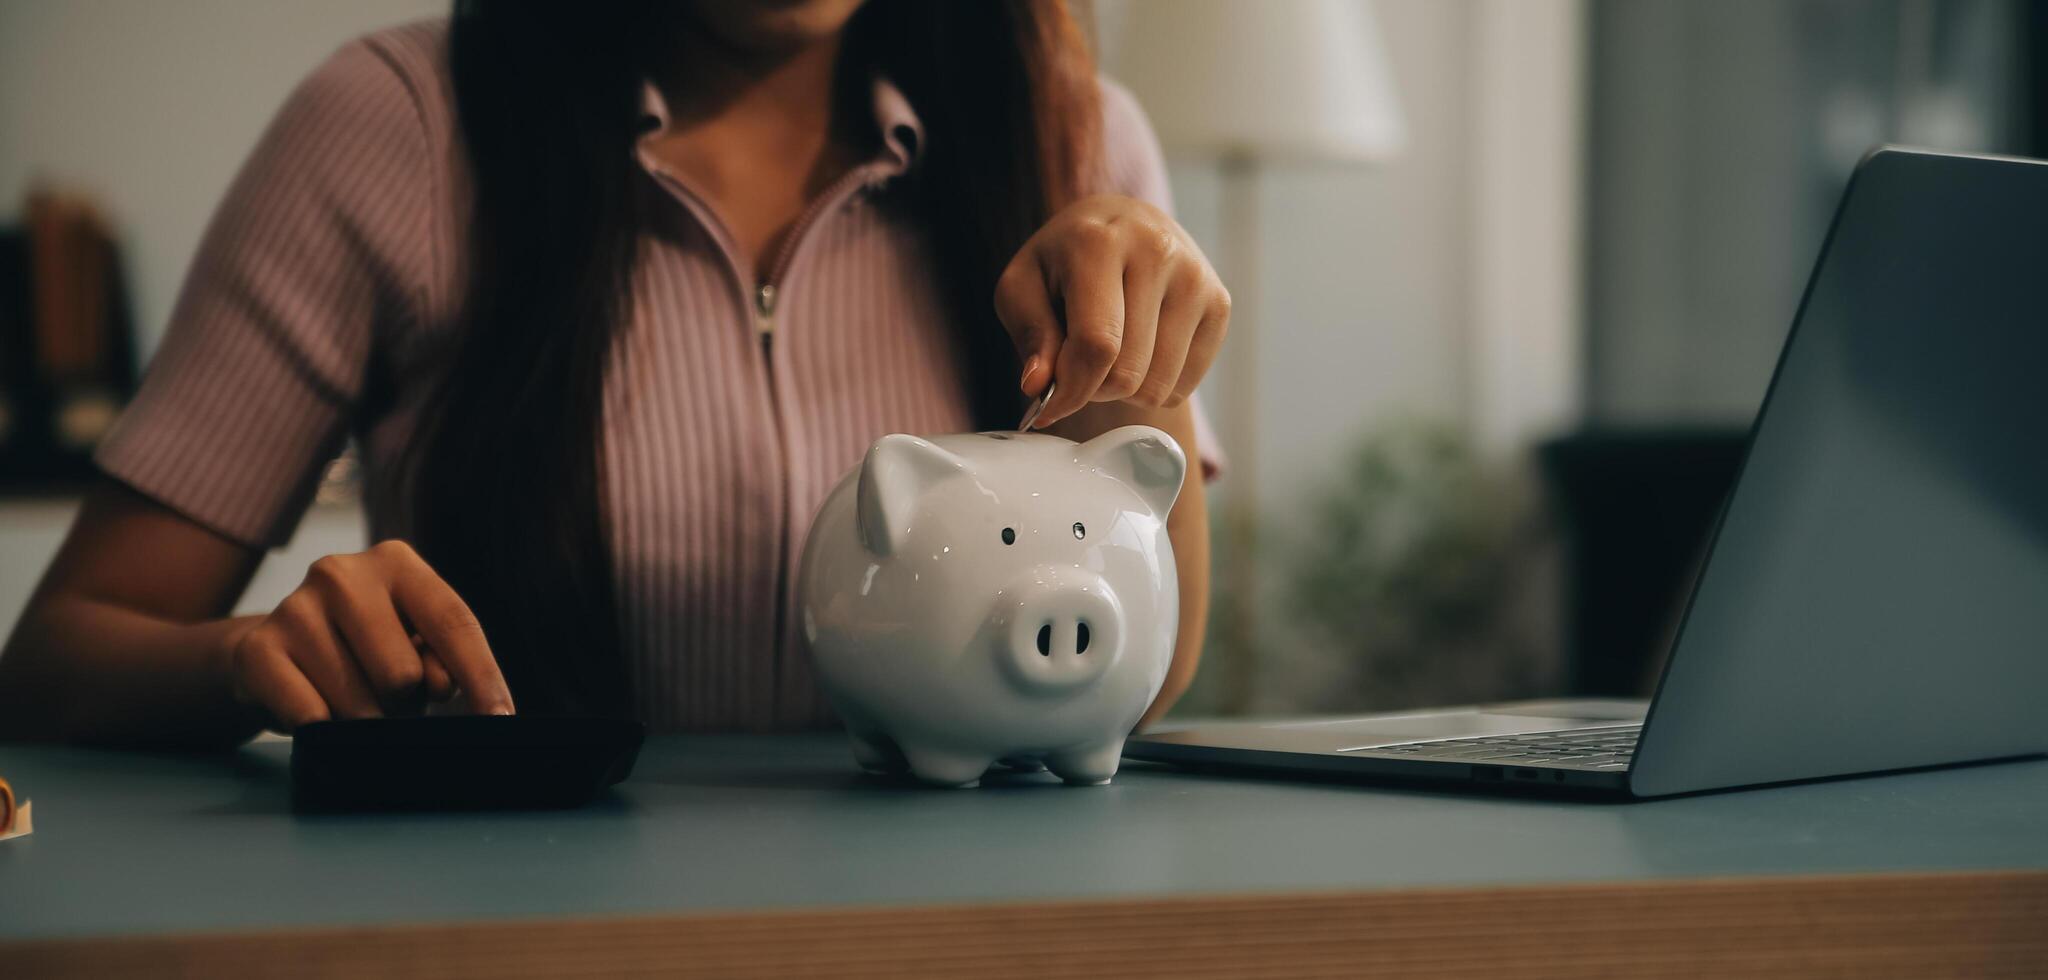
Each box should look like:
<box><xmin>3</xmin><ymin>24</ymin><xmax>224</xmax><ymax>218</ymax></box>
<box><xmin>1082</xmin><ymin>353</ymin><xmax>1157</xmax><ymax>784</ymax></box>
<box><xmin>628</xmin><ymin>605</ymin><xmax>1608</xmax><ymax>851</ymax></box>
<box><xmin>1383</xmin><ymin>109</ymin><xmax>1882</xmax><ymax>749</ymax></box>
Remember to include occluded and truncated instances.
<box><xmin>209</xmin><ymin>614</ymin><xmax>267</xmax><ymax>714</ymax></box>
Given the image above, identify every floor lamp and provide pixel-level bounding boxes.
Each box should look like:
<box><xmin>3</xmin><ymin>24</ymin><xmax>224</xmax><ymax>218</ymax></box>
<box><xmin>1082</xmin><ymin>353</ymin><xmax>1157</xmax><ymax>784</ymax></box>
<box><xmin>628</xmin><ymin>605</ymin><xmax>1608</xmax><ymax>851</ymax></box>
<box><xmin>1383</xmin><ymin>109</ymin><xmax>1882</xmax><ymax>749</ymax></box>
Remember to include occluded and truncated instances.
<box><xmin>1111</xmin><ymin>0</ymin><xmax>1405</xmax><ymax>712</ymax></box>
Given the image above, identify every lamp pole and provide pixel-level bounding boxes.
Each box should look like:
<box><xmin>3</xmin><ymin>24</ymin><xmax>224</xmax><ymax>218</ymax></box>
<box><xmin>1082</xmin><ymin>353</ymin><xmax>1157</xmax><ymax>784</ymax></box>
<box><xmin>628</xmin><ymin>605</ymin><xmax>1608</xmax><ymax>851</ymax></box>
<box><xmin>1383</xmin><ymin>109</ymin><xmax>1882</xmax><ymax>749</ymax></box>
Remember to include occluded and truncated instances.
<box><xmin>1215</xmin><ymin>149</ymin><xmax>1261</xmax><ymax>715</ymax></box>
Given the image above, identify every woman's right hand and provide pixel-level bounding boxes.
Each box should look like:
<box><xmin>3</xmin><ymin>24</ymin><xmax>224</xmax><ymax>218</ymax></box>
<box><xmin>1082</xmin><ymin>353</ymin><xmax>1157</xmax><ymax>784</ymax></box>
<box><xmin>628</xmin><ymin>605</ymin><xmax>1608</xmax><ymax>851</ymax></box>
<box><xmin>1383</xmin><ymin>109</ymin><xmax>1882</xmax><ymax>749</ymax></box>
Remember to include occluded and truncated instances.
<box><xmin>221</xmin><ymin>540</ymin><xmax>514</xmax><ymax>730</ymax></box>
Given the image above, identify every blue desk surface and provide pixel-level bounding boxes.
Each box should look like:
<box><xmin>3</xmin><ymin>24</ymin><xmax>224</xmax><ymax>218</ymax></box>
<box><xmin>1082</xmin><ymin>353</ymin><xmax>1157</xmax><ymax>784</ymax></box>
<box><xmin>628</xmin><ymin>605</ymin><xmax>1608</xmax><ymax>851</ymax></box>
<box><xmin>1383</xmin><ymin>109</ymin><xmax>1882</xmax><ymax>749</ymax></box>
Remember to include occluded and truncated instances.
<box><xmin>2</xmin><ymin>734</ymin><xmax>2045</xmax><ymax>941</ymax></box>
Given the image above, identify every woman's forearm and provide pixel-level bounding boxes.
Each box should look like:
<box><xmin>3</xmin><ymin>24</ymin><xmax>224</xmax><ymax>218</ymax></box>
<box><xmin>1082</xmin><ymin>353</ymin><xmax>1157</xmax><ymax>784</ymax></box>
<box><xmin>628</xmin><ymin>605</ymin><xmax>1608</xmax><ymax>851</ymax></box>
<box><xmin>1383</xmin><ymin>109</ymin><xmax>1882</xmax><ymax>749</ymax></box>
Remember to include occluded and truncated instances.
<box><xmin>0</xmin><ymin>599</ymin><xmax>263</xmax><ymax>749</ymax></box>
<box><xmin>1147</xmin><ymin>419</ymin><xmax>1209</xmax><ymax>728</ymax></box>
<box><xmin>0</xmin><ymin>480</ymin><xmax>271</xmax><ymax>749</ymax></box>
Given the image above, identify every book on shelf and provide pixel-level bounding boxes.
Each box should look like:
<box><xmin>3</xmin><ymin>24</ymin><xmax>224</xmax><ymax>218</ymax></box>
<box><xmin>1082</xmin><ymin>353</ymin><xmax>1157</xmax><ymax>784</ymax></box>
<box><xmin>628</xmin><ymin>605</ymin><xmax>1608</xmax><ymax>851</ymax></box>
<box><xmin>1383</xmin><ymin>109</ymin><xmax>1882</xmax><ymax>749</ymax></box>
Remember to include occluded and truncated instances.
<box><xmin>0</xmin><ymin>188</ymin><xmax>138</xmax><ymax>490</ymax></box>
<box><xmin>0</xmin><ymin>773</ymin><xmax>29</xmax><ymax>841</ymax></box>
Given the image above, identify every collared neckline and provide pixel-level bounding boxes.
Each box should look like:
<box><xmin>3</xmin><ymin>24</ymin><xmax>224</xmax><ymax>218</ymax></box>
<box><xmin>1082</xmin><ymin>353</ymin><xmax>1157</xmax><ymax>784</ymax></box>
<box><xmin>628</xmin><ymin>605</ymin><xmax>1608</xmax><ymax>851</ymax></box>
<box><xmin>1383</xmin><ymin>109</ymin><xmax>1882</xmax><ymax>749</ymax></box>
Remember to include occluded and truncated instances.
<box><xmin>637</xmin><ymin>75</ymin><xmax>925</xmax><ymax>181</ymax></box>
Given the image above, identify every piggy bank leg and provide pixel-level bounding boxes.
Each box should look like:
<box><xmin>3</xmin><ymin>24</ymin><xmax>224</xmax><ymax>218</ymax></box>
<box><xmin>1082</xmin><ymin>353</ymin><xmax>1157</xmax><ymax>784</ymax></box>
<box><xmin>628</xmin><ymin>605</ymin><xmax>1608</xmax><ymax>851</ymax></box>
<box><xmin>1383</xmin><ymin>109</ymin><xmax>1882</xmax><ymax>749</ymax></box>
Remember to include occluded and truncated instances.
<box><xmin>1046</xmin><ymin>740</ymin><xmax>1125</xmax><ymax>785</ymax></box>
<box><xmin>848</xmin><ymin>730</ymin><xmax>907</xmax><ymax>775</ymax></box>
<box><xmin>899</xmin><ymin>745</ymin><xmax>994</xmax><ymax>788</ymax></box>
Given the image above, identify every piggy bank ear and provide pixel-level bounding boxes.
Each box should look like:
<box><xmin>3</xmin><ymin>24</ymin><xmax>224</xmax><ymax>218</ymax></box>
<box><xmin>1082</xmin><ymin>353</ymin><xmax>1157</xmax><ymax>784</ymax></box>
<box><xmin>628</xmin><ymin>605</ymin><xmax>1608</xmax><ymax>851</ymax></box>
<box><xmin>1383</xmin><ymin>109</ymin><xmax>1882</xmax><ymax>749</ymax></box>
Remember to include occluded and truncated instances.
<box><xmin>857</xmin><ymin>434</ymin><xmax>968</xmax><ymax>556</ymax></box>
<box><xmin>1078</xmin><ymin>425</ymin><xmax>1186</xmax><ymax>516</ymax></box>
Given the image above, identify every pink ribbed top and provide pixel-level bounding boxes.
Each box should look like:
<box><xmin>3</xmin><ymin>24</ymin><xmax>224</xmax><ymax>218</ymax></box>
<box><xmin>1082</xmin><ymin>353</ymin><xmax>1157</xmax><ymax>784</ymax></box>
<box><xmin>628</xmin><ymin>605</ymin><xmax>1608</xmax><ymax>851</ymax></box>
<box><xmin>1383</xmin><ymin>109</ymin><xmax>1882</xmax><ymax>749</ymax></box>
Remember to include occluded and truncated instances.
<box><xmin>95</xmin><ymin>20</ymin><xmax>1210</xmax><ymax>731</ymax></box>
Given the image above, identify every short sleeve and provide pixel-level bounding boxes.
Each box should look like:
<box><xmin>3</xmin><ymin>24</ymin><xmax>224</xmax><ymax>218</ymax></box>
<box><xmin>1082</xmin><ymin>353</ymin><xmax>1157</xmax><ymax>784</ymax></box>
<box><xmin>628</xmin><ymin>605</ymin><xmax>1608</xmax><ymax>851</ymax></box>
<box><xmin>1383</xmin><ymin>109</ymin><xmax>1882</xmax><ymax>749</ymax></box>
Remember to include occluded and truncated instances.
<box><xmin>1098</xmin><ymin>77</ymin><xmax>1226</xmax><ymax>482</ymax></box>
<box><xmin>94</xmin><ymin>38</ymin><xmax>436</xmax><ymax>547</ymax></box>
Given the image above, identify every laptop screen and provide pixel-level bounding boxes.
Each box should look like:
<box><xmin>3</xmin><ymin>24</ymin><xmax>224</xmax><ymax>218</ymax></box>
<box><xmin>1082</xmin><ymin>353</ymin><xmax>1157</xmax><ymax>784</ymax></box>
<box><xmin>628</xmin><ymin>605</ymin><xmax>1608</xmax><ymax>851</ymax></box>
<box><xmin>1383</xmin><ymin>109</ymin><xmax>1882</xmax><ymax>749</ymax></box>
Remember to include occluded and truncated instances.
<box><xmin>1633</xmin><ymin>148</ymin><xmax>2048</xmax><ymax>796</ymax></box>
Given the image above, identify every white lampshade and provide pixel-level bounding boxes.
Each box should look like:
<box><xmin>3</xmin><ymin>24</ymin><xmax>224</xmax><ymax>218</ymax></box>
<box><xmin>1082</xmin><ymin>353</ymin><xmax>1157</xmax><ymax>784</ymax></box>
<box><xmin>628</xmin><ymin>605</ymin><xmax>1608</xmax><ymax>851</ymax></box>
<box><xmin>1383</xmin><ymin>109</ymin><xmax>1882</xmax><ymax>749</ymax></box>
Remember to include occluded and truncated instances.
<box><xmin>1109</xmin><ymin>0</ymin><xmax>1405</xmax><ymax>162</ymax></box>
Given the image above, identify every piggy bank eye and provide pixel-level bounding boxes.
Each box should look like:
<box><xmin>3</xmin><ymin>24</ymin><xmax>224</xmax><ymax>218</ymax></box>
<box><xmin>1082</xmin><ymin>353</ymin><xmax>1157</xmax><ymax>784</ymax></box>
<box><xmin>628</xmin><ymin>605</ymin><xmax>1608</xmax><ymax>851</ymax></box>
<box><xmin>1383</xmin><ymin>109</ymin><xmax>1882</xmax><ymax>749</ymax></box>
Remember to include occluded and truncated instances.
<box><xmin>1001</xmin><ymin>527</ymin><xmax>1016</xmax><ymax>545</ymax></box>
<box><xmin>1072</xmin><ymin>522</ymin><xmax>1086</xmax><ymax>540</ymax></box>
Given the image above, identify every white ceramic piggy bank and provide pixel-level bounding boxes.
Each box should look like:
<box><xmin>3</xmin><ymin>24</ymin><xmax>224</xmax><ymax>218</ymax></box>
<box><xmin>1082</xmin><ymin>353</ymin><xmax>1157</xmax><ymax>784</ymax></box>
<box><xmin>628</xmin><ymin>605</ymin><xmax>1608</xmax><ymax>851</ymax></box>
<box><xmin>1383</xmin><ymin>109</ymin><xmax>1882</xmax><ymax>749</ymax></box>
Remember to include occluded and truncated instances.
<box><xmin>797</xmin><ymin>426</ymin><xmax>1185</xmax><ymax>787</ymax></box>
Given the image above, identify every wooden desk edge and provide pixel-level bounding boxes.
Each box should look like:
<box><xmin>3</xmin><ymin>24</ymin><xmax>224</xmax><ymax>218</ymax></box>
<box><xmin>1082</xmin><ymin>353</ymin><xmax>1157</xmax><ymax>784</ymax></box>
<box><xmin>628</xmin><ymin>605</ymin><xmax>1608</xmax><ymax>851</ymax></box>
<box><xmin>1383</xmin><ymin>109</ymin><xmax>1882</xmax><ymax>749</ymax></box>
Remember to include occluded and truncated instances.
<box><xmin>11</xmin><ymin>869</ymin><xmax>2047</xmax><ymax>979</ymax></box>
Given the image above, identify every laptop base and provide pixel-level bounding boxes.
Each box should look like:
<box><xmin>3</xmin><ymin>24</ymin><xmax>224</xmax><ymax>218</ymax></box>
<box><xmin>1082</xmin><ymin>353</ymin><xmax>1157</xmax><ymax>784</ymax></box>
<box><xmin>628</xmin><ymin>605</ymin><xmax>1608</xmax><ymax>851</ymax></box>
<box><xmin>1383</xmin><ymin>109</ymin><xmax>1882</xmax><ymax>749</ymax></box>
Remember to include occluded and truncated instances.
<box><xmin>1125</xmin><ymin>700</ymin><xmax>1644</xmax><ymax>797</ymax></box>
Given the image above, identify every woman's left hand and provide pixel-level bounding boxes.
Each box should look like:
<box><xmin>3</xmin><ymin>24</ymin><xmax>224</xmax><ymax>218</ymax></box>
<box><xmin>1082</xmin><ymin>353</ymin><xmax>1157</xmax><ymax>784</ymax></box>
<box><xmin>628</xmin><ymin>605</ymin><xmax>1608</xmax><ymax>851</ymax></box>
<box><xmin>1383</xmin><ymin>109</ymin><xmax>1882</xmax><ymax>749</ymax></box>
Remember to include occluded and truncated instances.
<box><xmin>995</xmin><ymin>195</ymin><xmax>1231</xmax><ymax>427</ymax></box>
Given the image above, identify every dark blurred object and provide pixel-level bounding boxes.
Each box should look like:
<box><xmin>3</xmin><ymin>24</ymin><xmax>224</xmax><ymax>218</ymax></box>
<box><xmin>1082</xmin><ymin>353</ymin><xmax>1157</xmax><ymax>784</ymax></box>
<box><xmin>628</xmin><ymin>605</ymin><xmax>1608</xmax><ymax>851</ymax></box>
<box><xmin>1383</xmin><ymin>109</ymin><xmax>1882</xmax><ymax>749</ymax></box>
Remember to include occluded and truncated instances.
<box><xmin>1539</xmin><ymin>429</ymin><xmax>1746</xmax><ymax>698</ymax></box>
<box><xmin>0</xmin><ymin>189</ymin><xmax>138</xmax><ymax>492</ymax></box>
<box><xmin>291</xmin><ymin>715</ymin><xmax>645</xmax><ymax>813</ymax></box>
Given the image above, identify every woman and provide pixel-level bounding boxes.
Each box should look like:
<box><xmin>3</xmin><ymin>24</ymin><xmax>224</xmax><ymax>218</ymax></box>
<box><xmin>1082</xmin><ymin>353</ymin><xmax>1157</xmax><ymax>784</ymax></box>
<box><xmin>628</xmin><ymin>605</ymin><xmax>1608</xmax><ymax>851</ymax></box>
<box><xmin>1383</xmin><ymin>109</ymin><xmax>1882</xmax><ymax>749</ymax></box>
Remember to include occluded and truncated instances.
<box><xmin>0</xmin><ymin>0</ymin><xmax>1227</xmax><ymax>746</ymax></box>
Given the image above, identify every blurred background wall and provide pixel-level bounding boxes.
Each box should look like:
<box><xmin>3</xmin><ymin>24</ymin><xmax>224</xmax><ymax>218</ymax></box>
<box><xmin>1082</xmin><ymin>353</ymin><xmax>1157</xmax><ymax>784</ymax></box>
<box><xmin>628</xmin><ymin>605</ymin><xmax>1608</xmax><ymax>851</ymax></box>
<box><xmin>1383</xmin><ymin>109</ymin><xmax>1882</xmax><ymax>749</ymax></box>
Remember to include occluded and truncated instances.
<box><xmin>0</xmin><ymin>0</ymin><xmax>2034</xmax><ymax>717</ymax></box>
<box><xmin>0</xmin><ymin>0</ymin><xmax>444</xmax><ymax>354</ymax></box>
<box><xmin>1588</xmin><ymin>0</ymin><xmax>2025</xmax><ymax>425</ymax></box>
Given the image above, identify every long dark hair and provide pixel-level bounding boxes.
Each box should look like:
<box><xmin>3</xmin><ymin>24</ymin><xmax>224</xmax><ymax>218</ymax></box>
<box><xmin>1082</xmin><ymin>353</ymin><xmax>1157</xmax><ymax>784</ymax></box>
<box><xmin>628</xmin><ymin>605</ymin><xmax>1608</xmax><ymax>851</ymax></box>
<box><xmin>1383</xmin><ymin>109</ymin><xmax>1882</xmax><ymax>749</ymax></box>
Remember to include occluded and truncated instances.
<box><xmin>414</xmin><ymin>1</ymin><xmax>1101</xmax><ymax>715</ymax></box>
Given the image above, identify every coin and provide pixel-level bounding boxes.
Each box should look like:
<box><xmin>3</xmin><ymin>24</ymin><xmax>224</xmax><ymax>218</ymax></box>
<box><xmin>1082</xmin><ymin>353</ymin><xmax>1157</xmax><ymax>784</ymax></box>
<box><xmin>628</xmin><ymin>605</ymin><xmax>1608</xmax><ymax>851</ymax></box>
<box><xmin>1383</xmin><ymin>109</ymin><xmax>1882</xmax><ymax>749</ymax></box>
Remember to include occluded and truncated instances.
<box><xmin>1018</xmin><ymin>381</ymin><xmax>1056</xmax><ymax>432</ymax></box>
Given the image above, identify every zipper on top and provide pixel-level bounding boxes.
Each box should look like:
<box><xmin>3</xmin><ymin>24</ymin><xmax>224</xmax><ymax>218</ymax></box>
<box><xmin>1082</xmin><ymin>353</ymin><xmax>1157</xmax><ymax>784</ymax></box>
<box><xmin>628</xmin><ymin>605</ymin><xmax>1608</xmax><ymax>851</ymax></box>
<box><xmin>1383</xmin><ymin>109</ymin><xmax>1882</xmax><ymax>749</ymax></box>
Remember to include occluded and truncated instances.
<box><xmin>639</xmin><ymin>162</ymin><xmax>878</xmax><ymax>347</ymax></box>
<box><xmin>748</xmin><ymin>164</ymin><xmax>879</xmax><ymax>346</ymax></box>
<box><xmin>754</xmin><ymin>282</ymin><xmax>778</xmax><ymax>345</ymax></box>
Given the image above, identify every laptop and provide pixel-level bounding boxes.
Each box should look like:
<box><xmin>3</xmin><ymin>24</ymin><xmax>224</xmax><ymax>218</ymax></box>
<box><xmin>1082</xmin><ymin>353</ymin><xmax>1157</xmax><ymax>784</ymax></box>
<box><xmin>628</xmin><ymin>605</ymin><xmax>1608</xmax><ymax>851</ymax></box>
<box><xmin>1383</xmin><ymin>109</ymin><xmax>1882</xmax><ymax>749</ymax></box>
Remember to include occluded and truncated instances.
<box><xmin>1127</xmin><ymin>147</ymin><xmax>2048</xmax><ymax>798</ymax></box>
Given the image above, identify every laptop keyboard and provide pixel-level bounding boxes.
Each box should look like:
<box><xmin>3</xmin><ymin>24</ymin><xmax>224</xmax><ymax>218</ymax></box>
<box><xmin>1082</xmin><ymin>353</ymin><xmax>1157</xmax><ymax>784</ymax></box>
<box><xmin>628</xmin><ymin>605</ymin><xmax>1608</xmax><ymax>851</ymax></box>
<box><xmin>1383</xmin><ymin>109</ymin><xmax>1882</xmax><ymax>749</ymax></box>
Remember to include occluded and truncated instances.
<box><xmin>1363</xmin><ymin>725</ymin><xmax>1640</xmax><ymax>770</ymax></box>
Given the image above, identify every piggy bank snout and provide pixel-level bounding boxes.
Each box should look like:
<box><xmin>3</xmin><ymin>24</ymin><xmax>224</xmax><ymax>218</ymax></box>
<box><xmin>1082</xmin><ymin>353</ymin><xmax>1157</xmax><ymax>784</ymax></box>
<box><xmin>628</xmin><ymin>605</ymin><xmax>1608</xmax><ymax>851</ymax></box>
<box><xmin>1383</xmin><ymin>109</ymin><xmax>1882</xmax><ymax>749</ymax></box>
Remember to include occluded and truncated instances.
<box><xmin>995</xmin><ymin>566</ymin><xmax>1125</xmax><ymax>695</ymax></box>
